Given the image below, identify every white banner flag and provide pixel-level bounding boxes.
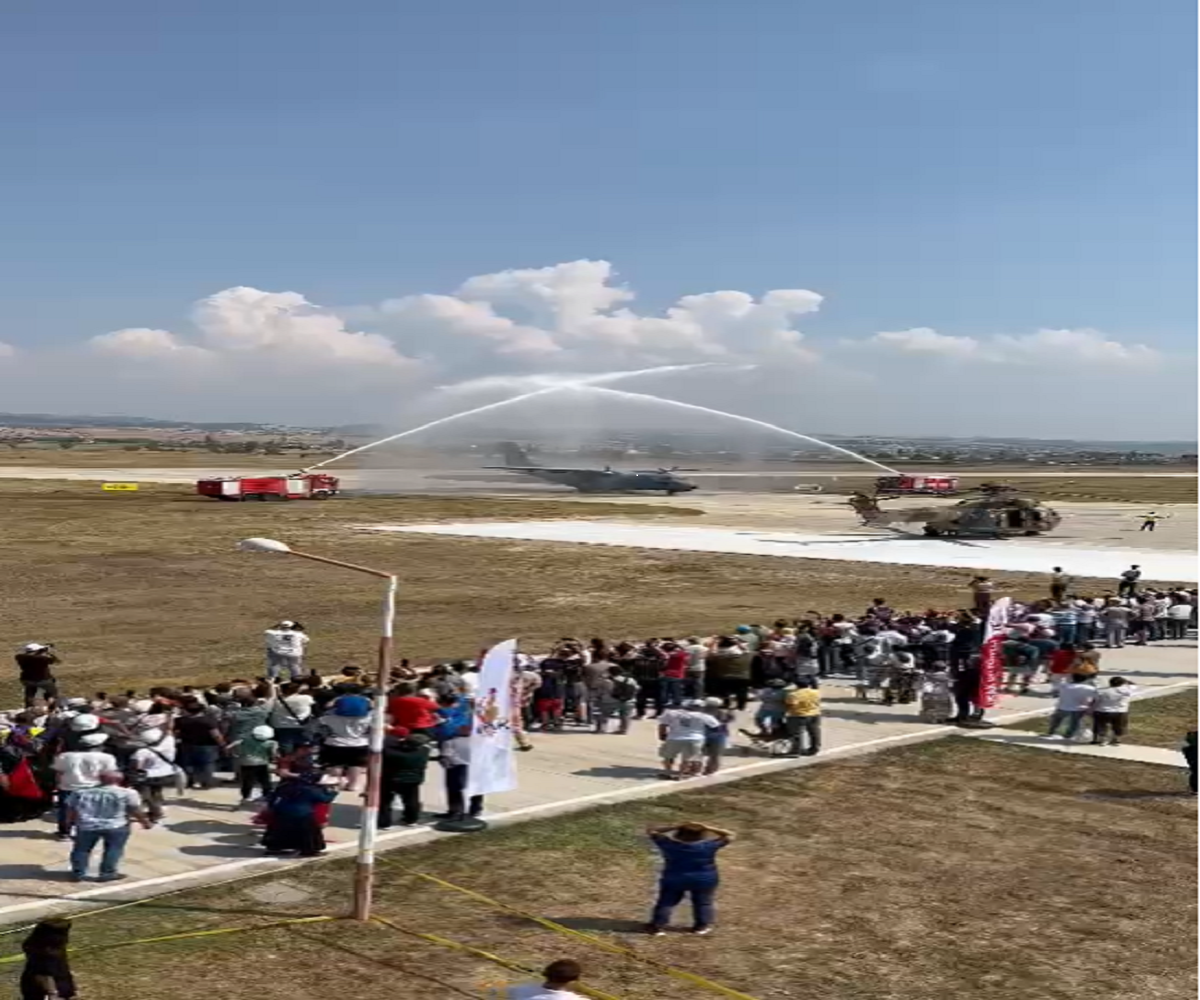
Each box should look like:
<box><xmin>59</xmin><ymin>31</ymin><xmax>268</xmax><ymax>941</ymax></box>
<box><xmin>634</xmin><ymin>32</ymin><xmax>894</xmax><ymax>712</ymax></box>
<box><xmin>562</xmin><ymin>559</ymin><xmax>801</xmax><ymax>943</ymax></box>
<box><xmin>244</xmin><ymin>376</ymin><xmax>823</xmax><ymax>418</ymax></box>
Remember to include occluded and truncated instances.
<box><xmin>466</xmin><ymin>638</ymin><xmax>518</xmax><ymax>797</ymax></box>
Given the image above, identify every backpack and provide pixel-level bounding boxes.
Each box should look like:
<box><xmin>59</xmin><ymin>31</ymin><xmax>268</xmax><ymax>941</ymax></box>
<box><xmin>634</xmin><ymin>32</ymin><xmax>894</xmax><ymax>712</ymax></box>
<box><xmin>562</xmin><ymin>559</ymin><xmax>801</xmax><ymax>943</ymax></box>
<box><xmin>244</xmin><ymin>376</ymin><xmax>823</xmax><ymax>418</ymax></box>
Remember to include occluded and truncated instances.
<box><xmin>612</xmin><ymin>678</ymin><xmax>638</xmax><ymax>701</ymax></box>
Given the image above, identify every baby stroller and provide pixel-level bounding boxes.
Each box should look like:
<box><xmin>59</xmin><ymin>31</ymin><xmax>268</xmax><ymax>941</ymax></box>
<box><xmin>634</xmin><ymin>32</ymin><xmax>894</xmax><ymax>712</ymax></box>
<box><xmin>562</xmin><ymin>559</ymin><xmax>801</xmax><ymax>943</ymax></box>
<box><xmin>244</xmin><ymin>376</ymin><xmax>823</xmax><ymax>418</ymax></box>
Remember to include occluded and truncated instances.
<box><xmin>738</xmin><ymin>720</ymin><xmax>792</xmax><ymax>757</ymax></box>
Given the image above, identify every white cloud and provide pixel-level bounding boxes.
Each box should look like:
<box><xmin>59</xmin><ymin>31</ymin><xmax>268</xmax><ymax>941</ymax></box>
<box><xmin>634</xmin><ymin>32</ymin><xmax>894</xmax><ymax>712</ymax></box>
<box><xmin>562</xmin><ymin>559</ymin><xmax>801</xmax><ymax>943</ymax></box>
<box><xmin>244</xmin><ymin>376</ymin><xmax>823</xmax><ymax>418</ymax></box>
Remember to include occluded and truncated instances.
<box><xmin>191</xmin><ymin>287</ymin><xmax>416</xmax><ymax>367</ymax></box>
<box><xmin>869</xmin><ymin>326</ymin><xmax>1159</xmax><ymax>367</ymax></box>
<box><xmin>872</xmin><ymin>327</ymin><xmax>979</xmax><ymax>358</ymax></box>
<box><xmin>91</xmin><ymin>327</ymin><xmax>213</xmax><ymax>361</ymax></box>
<box><xmin>373</xmin><ymin>260</ymin><xmax>822</xmax><ymax>365</ymax></box>
<box><xmin>993</xmin><ymin>327</ymin><xmax>1160</xmax><ymax>366</ymax></box>
<box><xmin>378</xmin><ymin>294</ymin><xmax>561</xmax><ymax>356</ymax></box>
<box><xmin>0</xmin><ymin>340</ymin><xmax>17</xmax><ymax>358</ymax></box>
<box><xmin>0</xmin><ymin>260</ymin><xmax>1181</xmax><ymax>434</ymax></box>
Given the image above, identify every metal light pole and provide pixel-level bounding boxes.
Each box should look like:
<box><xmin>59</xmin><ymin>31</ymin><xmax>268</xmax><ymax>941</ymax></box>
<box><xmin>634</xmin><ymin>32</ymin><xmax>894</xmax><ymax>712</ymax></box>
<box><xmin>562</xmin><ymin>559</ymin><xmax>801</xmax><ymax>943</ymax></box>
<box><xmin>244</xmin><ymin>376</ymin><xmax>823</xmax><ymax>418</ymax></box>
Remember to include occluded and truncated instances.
<box><xmin>237</xmin><ymin>537</ymin><xmax>395</xmax><ymax>921</ymax></box>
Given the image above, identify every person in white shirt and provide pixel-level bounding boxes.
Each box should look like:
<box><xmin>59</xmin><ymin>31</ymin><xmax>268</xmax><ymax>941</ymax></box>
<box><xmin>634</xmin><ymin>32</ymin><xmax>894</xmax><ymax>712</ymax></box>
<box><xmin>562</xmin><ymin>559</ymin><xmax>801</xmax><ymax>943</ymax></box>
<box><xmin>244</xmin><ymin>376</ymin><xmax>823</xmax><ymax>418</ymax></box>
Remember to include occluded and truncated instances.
<box><xmin>129</xmin><ymin>728</ymin><xmax>178</xmax><ymax>824</ymax></box>
<box><xmin>267</xmin><ymin>681</ymin><xmax>316</xmax><ymax>752</ymax></box>
<box><xmin>1091</xmin><ymin>676</ymin><xmax>1137</xmax><ymax>746</ymax></box>
<box><xmin>506</xmin><ymin>959</ymin><xmax>587</xmax><ymax>1000</ymax></box>
<box><xmin>1047</xmin><ymin>677</ymin><xmax>1096</xmax><ymax>741</ymax></box>
<box><xmin>263</xmin><ymin>621</ymin><xmax>309</xmax><ymax>681</ymax></box>
<box><xmin>657</xmin><ymin>701</ymin><xmax>718</xmax><ymax>779</ymax></box>
<box><xmin>52</xmin><ymin>733</ymin><xmax>118</xmax><ymax>839</ymax></box>
<box><xmin>1167</xmin><ymin>600</ymin><xmax>1194</xmax><ymax>640</ymax></box>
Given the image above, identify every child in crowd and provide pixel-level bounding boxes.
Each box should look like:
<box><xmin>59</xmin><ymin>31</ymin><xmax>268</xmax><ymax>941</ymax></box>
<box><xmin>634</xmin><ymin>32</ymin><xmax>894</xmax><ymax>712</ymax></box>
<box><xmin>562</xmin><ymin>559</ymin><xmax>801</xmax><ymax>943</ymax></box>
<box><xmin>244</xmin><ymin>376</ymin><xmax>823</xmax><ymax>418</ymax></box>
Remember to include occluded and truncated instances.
<box><xmin>228</xmin><ymin>724</ymin><xmax>278</xmax><ymax>803</ymax></box>
<box><xmin>1047</xmin><ymin>674</ymin><xmax>1096</xmax><ymax>741</ymax></box>
<box><xmin>1091</xmin><ymin>676</ymin><xmax>1137</xmax><ymax>746</ymax></box>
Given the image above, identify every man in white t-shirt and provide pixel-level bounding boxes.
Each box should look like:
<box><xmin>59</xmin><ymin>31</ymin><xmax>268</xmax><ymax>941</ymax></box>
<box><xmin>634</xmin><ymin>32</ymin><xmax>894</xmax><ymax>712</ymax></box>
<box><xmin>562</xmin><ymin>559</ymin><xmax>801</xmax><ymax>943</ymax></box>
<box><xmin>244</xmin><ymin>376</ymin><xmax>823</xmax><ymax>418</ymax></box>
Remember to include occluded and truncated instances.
<box><xmin>267</xmin><ymin>681</ymin><xmax>317</xmax><ymax>752</ymax></box>
<box><xmin>657</xmin><ymin>701</ymin><xmax>717</xmax><ymax>779</ymax></box>
<box><xmin>506</xmin><ymin>959</ymin><xmax>587</xmax><ymax>1000</ymax></box>
<box><xmin>130</xmin><ymin>728</ymin><xmax>178</xmax><ymax>824</ymax></box>
<box><xmin>52</xmin><ymin>732</ymin><xmax>118</xmax><ymax>839</ymax></box>
<box><xmin>264</xmin><ymin>621</ymin><xmax>309</xmax><ymax>680</ymax></box>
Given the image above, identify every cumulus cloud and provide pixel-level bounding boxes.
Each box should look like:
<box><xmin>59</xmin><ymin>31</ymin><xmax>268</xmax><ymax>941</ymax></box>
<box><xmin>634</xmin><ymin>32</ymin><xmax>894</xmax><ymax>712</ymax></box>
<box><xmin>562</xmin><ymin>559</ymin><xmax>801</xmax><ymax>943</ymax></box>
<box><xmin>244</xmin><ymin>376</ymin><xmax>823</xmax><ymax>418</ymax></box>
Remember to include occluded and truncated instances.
<box><xmin>993</xmin><ymin>327</ymin><xmax>1160</xmax><ymax>366</ymax></box>
<box><xmin>0</xmin><ymin>259</ymin><xmax>1182</xmax><ymax>434</ymax></box>
<box><xmin>375</xmin><ymin>260</ymin><xmax>822</xmax><ymax>365</ymax></box>
<box><xmin>91</xmin><ymin>327</ymin><xmax>213</xmax><ymax>361</ymax></box>
<box><xmin>868</xmin><ymin>326</ymin><xmax>1160</xmax><ymax>367</ymax></box>
<box><xmin>89</xmin><ymin>288</ymin><xmax>419</xmax><ymax>373</ymax></box>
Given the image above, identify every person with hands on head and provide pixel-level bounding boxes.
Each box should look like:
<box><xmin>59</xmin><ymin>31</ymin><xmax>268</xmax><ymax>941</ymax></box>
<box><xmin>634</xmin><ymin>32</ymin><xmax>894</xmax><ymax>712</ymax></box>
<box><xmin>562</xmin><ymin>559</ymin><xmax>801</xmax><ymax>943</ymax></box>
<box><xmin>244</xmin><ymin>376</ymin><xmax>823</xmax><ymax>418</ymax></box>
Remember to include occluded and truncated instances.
<box><xmin>644</xmin><ymin>820</ymin><xmax>735</xmax><ymax>937</ymax></box>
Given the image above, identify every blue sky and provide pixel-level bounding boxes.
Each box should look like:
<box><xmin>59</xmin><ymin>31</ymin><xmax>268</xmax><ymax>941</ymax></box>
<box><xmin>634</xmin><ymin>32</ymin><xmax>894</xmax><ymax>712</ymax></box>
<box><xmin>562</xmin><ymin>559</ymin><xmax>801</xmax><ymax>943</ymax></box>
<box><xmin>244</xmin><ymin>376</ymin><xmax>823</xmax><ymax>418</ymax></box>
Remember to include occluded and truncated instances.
<box><xmin>0</xmin><ymin>0</ymin><xmax>1193</xmax><ymax>432</ymax></box>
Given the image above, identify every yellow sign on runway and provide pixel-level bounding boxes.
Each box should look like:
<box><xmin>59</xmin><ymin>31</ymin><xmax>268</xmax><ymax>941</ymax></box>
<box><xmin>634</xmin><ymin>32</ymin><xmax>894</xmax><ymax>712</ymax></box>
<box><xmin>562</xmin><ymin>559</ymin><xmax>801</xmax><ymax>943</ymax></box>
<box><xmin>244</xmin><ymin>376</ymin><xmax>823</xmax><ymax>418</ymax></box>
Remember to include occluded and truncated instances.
<box><xmin>101</xmin><ymin>482</ymin><xmax>139</xmax><ymax>491</ymax></box>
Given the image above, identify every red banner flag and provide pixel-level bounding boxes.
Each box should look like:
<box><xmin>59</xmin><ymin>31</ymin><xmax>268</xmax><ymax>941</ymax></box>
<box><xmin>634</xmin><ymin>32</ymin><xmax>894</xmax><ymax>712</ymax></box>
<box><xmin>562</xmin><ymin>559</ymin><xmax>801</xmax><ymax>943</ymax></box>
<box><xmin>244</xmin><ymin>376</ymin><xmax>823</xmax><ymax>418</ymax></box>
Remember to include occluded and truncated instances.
<box><xmin>976</xmin><ymin>596</ymin><xmax>1012</xmax><ymax>710</ymax></box>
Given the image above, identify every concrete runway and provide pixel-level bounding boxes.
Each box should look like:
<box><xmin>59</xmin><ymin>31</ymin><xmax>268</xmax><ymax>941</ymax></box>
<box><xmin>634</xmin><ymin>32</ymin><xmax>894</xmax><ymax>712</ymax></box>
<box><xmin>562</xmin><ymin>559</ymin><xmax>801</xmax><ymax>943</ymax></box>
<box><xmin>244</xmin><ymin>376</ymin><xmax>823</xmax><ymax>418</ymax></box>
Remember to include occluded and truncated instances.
<box><xmin>360</xmin><ymin>519</ymin><xmax>1198</xmax><ymax>581</ymax></box>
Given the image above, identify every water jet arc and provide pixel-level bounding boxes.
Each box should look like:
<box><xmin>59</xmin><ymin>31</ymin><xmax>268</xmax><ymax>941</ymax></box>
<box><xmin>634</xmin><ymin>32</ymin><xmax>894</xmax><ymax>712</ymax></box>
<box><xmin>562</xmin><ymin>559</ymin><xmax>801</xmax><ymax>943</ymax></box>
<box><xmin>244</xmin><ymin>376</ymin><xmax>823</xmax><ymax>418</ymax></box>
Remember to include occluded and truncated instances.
<box><xmin>301</xmin><ymin>377</ymin><xmax>898</xmax><ymax>477</ymax></box>
<box><xmin>299</xmin><ymin>364</ymin><xmax>718</xmax><ymax>472</ymax></box>
<box><xmin>580</xmin><ymin>385</ymin><xmax>900</xmax><ymax>475</ymax></box>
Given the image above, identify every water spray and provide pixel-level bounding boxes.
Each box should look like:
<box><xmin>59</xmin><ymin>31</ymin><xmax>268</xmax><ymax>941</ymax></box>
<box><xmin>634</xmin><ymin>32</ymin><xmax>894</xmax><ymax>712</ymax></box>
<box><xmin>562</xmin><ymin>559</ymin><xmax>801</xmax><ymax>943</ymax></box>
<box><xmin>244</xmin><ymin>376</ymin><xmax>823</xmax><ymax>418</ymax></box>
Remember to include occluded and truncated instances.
<box><xmin>298</xmin><ymin>363</ymin><xmax>899</xmax><ymax>476</ymax></box>
<box><xmin>298</xmin><ymin>363</ymin><xmax>723</xmax><ymax>472</ymax></box>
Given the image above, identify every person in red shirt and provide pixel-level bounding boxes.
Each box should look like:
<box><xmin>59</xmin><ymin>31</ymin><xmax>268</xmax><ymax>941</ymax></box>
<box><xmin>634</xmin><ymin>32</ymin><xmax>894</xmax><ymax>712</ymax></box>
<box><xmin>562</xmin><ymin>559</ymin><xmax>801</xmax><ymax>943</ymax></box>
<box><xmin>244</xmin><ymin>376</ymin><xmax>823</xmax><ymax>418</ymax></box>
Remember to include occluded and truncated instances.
<box><xmin>1046</xmin><ymin>643</ymin><xmax>1077</xmax><ymax>692</ymax></box>
<box><xmin>386</xmin><ymin>682</ymin><xmax>440</xmax><ymax>736</ymax></box>
<box><xmin>659</xmin><ymin>642</ymin><xmax>689</xmax><ymax>710</ymax></box>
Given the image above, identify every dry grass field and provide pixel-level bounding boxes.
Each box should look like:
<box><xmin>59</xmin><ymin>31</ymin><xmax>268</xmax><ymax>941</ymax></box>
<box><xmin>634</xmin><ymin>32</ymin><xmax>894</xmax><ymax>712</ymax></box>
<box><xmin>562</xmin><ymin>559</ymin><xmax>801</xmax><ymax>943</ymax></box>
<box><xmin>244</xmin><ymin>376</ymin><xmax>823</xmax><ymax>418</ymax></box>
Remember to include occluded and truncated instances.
<box><xmin>4</xmin><ymin>736</ymin><xmax>1193</xmax><ymax>1000</ymax></box>
<box><xmin>0</xmin><ymin>477</ymin><xmax>1142</xmax><ymax>703</ymax></box>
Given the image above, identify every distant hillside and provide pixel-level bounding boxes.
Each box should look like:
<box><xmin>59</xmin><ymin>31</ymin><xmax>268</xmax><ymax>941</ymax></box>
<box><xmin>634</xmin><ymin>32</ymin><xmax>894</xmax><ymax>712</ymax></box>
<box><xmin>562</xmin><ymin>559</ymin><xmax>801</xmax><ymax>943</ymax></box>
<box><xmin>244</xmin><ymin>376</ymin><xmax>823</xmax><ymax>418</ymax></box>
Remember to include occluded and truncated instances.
<box><xmin>0</xmin><ymin>412</ymin><xmax>317</xmax><ymax>432</ymax></box>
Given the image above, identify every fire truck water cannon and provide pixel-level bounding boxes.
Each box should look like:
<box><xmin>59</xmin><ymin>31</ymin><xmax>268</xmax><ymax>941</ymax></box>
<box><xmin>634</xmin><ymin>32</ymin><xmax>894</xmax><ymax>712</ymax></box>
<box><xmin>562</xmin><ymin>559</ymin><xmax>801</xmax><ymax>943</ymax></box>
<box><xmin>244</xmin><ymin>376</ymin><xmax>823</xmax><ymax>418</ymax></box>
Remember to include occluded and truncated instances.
<box><xmin>874</xmin><ymin>474</ymin><xmax>959</xmax><ymax>497</ymax></box>
<box><xmin>196</xmin><ymin>473</ymin><xmax>340</xmax><ymax>501</ymax></box>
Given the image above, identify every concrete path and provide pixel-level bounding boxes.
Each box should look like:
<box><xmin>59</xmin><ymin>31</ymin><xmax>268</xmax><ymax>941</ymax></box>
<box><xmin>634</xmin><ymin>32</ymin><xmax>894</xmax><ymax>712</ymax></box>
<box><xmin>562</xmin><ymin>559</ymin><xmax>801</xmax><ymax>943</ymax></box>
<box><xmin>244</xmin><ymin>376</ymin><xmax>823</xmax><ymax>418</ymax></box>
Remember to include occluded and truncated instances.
<box><xmin>967</xmin><ymin>728</ymin><xmax>1189</xmax><ymax>767</ymax></box>
<box><xmin>0</xmin><ymin>643</ymin><xmax>1194</xmax><ymax>926</ymax></box>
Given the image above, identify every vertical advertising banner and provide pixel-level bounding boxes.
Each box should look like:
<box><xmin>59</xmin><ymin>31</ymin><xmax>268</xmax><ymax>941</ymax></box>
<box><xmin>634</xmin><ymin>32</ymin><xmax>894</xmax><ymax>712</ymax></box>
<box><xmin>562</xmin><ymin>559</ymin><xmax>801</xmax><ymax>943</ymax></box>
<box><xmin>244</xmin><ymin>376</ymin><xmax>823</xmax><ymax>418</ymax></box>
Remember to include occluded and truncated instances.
<box><xmin>466</xmin><ymin>638</ymin><xmax>519</xmax><ymax>797</ymax></box>
<box><xmin>977</xmin><ymin>596</ymin><xmax>1012</xmax><ymax>710</ymax></box>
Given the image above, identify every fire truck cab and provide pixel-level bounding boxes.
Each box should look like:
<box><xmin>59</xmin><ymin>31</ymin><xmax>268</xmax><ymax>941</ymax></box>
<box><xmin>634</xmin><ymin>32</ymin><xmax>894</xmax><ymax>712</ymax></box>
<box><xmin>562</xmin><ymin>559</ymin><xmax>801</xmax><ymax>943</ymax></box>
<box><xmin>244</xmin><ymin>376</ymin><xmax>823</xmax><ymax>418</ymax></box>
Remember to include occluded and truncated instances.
<box><xmin>874</xmin><ymin>474</ymin><xmax>959</xmax><ymax>497</ymax></box>
<box><xmin>196</xmin><ymin>473</ymin><xmax>340</xmax><ymax>501</ymax></box>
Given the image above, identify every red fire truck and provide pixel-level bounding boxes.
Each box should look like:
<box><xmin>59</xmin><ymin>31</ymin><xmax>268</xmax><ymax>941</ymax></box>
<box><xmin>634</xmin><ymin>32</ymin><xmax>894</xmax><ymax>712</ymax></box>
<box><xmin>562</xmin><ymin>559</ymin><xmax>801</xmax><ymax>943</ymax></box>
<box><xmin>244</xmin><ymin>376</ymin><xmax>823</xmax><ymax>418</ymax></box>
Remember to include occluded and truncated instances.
<box><xmin>874</xmin><ymin>474</ymin><xmax>959</xmax><ymax>497</ymax></box>
<box><xmin>196</xmin><ymin>473</ymin><xmax>340</xmax><ymax>501</ymax></box>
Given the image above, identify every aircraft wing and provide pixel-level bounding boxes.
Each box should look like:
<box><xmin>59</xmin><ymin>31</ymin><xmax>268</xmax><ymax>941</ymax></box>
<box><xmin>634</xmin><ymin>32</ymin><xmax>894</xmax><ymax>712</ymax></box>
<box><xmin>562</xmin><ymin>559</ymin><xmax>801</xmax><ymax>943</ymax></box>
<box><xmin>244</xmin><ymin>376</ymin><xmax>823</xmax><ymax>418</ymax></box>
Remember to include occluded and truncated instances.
<box><xmin>482</xmin><ymin>465</ymin><xmax>587</xmax><ymax>474</ymax></box>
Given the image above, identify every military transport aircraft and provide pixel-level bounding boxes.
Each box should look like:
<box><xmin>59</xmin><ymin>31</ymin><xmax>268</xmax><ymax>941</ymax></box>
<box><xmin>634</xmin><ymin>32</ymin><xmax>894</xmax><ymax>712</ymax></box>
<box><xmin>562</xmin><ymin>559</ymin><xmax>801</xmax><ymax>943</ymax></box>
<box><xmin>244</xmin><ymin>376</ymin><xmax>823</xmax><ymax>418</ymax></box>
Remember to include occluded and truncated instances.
<box><xmin>485</xmin><ymin>443</ymin><xmax>699</xmax><ymax>494</ymax></box>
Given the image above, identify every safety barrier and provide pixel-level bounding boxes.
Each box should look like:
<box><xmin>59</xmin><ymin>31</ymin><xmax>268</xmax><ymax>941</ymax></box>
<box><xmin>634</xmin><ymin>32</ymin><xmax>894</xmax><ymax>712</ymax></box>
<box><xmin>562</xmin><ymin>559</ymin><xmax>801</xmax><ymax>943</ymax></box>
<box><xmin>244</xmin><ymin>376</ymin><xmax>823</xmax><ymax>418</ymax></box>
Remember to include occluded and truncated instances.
<box><xmin>381</xmin><ymin>860</ymin><xmax>763</xmax><ymax>1000</ymax></box>
<box><xmin>0</xmin><ymin>915</ymin><xmax>334</xmax><ymax>965</ymax></box>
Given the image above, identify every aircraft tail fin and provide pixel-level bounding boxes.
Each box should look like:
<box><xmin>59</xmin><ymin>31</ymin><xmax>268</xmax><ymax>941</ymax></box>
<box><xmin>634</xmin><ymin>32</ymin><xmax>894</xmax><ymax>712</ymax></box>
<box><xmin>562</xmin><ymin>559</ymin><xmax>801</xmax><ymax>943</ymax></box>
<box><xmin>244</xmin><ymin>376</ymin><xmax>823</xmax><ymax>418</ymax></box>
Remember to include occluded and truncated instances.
<box><xmin>498</xmin><ymin>441</ymin><xmax>533</xmax><ymax>467</ymax></box>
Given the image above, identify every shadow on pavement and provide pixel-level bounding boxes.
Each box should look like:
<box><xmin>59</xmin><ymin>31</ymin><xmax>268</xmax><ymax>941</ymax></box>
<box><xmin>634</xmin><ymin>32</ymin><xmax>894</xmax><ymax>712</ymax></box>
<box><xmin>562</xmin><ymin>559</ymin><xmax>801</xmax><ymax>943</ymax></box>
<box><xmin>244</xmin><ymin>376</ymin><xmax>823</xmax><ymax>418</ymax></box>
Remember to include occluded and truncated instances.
<box><xmin>571</xmin><ymin>765</ymin><xmax>662</xmax><ymax>779</ymax></box>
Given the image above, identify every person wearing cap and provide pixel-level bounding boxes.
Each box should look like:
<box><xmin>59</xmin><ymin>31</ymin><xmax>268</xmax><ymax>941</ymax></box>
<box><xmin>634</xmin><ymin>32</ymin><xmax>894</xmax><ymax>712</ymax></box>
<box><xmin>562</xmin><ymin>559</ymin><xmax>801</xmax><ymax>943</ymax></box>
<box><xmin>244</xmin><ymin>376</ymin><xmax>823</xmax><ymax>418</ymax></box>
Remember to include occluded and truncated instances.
<box><xmin>656</xmin><ymin>700</ymin><xmax>718</xmax><ymax>780</ymax></box>
<box><xmin>227</xmin><ymin>725</ymin><xmax>279</xmax><ymax>803</ymax></box>
<box><xmin>51</xmin><ymin>734</ymin><xmax>117</xmax><ymax>840</ymax></box>
<box><xmin>66</xmin><ymin>771</ymin><xmax>151</xmax><ymax>881</ymax></box>
<box><xmin>379</xmin><ymin>726</ymin><xmax>431</xmax><ymax>828</ymax></box>
<box><xmin>318</xmin><ymin>695</ymin><xmax>371</xmax><ymax>791</ymax></box>
<box><xmin>264</xmin><ymin>621</ymin><xmax>309</xmax><ymax>681</ymax></box>
<box><xmin>128</xmin><ymin>728</ymin><xmax>179</xmax><ymax>824</ymax></box>
<box><xmin>16</xmin><ymin>643</ymin><xmax>60</xmax><ymax>710</ymax></box>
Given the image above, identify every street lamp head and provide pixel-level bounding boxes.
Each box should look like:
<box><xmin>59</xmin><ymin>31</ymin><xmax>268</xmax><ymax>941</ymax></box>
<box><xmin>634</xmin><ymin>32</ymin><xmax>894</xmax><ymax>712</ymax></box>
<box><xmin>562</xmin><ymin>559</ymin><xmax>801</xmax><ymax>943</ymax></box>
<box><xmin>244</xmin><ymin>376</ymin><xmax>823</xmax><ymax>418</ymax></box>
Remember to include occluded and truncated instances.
<box><xmin>237</xmin><ymin>537</ymin><xmax>292</xmax><ymax>554</ymax></box>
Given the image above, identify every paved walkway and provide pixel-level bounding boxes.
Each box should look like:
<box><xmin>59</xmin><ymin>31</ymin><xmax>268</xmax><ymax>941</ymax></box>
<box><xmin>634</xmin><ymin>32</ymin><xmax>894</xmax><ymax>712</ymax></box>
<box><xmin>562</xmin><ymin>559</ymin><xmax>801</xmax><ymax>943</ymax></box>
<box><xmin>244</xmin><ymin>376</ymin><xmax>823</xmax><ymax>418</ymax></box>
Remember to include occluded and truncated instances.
<box><xmin>967</xmin><ymin>728</ymin><xmax>1189</xmax><ymax>767</ymax></box>
<box><xmin>1</xmin><ymin>644</ymin><xmax>1194</xmax><ymax>926</ymax></box>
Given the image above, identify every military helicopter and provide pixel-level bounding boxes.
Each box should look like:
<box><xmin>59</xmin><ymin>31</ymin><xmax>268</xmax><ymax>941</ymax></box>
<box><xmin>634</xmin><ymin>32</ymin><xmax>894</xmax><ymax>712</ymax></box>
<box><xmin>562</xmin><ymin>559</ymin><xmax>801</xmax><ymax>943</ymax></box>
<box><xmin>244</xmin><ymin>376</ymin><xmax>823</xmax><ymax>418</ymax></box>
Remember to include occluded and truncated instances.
<box><xmin>484</xmin><ymin>442</ymin><xmax>699</xmax><ymax>495</ymax></box>
<box><xmin>847</xmin><ymin>482</ymin><xmax>1062</xmax><ymax>539</ymax></box>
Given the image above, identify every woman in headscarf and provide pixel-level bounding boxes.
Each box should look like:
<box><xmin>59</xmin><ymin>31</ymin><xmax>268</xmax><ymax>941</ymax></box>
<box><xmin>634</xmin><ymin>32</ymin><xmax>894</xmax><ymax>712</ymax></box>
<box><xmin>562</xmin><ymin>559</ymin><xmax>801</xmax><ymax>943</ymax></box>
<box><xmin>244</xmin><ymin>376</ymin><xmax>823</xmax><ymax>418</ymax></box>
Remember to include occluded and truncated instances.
<box><xmin>260</xmin><ymin>773</ymin><xmax>337</xmax><ymax>857</ymax></box>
